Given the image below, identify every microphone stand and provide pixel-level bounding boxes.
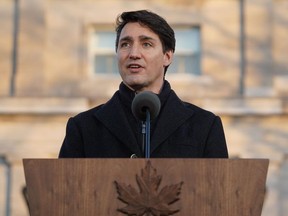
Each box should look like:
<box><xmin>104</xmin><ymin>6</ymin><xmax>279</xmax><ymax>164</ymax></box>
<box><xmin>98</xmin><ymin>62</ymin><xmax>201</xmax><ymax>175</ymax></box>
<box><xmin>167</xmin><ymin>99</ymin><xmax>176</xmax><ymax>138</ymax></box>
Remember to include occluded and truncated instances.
<box><xmin>145</xmin><ymin>109</ymin><xmax>151</xmax><ymax>158</ymax></box>
<box><xmin>132</xmin><ymin>91</ymin><xmax>160</xmax><ymax>158</ymax></box>
<box><xmin>141</xmin><ymin>122</ymin><xmax>145</xmax><ymax>156</ymax></box>
<box><xmin>141</xmin><ymin>109</ymin><xmax>151</xmax><ymax>158</ymax></box>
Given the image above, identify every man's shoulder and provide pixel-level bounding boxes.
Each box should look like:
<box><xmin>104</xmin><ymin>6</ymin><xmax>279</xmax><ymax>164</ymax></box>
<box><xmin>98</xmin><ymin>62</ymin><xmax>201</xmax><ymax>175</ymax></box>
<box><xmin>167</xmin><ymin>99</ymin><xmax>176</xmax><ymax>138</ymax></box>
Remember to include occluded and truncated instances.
<box><xmin>182</xmin><ymin>101</ymin><xmax>216</xmax><ymax>118</ymax></box>
<box><xmin>168</xmin><ymin>90</ymin><xmax>217</xmax><ymax>119</ymax></box>
<box><xmin>72</xmin><ymin>104</ymin><xmax>104</xmax><ymax>120</ymax></box>
<box><xmin>73</xmin><ymin>91</ymin><xmax>121</xmax><ymax>119</ymax></box>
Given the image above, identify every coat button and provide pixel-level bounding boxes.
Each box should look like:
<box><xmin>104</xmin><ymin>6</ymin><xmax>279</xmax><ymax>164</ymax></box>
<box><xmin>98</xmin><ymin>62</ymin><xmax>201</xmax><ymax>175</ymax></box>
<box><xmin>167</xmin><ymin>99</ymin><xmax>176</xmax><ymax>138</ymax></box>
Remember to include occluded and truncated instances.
<box><xmin>130</xmin><ymin>154</ymin><xmax>137</xmax><ymax>158</ymax></box>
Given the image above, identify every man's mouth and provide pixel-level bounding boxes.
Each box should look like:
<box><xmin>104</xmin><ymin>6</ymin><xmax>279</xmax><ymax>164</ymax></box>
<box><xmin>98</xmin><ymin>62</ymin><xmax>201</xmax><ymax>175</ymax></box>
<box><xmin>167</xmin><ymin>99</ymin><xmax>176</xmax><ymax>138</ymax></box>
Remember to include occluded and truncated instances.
<box><xmin>128</xmin><ymin>64</ymin><xmax>142</xmax><ymax>69</ymax></box>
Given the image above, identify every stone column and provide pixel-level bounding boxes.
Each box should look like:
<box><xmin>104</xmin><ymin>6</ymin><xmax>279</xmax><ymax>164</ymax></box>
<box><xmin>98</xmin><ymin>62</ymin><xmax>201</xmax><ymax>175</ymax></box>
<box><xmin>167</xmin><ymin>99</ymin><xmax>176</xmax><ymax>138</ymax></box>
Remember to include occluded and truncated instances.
<box><xmin>16</xmin><ymin>0</ymin><xmax>46</xmax><ymax>96</ymax></box>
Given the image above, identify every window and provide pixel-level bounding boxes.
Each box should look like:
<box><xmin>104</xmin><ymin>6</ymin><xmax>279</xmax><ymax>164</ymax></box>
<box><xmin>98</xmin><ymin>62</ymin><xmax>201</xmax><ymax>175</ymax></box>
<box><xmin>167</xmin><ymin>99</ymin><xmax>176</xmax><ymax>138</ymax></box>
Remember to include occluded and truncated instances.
<box><xmin>88</xmin><ymin>26</ymin><xmax>201</xmax><ymax>75</ymax></box>
<box><xmin>169</xmin><ymin>27</ymin><xmax>201</xmax><ymax>75</ymax></box>
<box><xmin>88</xmin><ymin>29</ymin><xmax>118</xmax><ymax>74</ymax></box>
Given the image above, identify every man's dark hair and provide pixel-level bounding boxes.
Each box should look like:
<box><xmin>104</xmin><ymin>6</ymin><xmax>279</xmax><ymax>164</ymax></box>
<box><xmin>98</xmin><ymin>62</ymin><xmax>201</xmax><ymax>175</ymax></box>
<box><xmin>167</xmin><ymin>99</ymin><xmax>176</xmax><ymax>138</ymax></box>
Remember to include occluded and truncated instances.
<box><xmin>115</xmin><ymin>10</ymin><xmax>176</xmax><ymax>73</ymax></box>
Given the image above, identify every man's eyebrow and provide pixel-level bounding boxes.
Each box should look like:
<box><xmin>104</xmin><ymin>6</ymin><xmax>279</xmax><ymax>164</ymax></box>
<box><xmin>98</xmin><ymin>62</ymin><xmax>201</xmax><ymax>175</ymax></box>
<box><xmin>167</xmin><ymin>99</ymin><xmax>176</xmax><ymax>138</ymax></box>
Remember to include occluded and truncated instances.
<box><xmin>119</xmin><ymin>36</ymin><xmax>133</xmax><ymax>42</ymax></box>
<box><xmin>119</xmin><ymin>35</ymin><xmax>156</xmax><ymax>42</ymax></box>
<box><xmin>139</xmin><ymin>35</ymin><xmax>156</xmax><ymax>41</ymax></box>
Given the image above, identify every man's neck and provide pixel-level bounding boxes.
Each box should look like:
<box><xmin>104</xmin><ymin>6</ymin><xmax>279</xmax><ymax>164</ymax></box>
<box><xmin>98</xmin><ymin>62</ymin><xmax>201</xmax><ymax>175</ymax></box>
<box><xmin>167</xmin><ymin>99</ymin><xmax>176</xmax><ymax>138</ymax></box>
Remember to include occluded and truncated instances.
<box><xmin>123</xmin><ymin>80</ymin><xmax>165</xmax><ymax>94</ymax></box>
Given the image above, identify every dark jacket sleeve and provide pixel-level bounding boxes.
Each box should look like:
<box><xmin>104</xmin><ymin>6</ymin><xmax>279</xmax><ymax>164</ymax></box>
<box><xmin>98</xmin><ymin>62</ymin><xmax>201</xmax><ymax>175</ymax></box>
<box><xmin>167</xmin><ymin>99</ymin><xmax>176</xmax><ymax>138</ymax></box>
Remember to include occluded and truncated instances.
<box><xmin>203</xmin><ymin>116</ymin><xmax>228</xmax><ymax>158</ymax></box>
<box><xmin>59</xmin><ymin>117</ymin><xmax>85</xmax><ymax>158</ymax></box>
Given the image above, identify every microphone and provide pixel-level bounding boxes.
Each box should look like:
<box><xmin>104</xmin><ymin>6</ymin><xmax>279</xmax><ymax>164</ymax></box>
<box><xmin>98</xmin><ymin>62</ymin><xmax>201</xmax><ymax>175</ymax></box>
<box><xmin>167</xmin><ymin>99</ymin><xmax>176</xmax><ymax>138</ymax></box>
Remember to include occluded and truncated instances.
<box><xmin>131</xmin><ymin>91</ymin><xmax>161</xmax><ymax>121</ymax></box>
<box><xmin>131</xmin><ymin>91</ymin><xmax>161</xmax><ymax>158</ymax></box>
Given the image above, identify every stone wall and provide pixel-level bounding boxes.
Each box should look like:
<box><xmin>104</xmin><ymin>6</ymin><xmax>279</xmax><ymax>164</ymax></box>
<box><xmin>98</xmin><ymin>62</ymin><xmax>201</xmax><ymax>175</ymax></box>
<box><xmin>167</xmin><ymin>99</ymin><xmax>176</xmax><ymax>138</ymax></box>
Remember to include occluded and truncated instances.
<box><xmin>1</xmin><ymin>0</ymin><xmax>287</xmax><ymax>98</ymax></box>
<box><xmin>0</xmin><ymin>0</ymin><xmax>288</xmax><ymax>215</ymax></box>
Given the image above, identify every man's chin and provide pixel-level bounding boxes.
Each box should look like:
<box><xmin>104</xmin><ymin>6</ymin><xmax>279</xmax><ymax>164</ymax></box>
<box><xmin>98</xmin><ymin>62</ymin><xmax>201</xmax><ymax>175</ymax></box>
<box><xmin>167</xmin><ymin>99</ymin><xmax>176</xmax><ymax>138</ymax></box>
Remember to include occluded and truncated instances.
<box><xmin>124</xmin><ymin>82</ymin><xmax>146</xmax><ymax>92</ymax></box>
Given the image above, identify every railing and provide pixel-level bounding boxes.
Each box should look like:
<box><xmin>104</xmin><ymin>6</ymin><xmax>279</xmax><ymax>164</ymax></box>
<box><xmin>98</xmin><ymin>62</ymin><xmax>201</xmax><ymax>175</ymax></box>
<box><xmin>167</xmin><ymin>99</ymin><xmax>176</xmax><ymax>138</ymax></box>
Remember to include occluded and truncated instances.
<box><xmin>0</xmin><ymin>155</ymin><xmax>11</xmax><ymax>216</ymax></box>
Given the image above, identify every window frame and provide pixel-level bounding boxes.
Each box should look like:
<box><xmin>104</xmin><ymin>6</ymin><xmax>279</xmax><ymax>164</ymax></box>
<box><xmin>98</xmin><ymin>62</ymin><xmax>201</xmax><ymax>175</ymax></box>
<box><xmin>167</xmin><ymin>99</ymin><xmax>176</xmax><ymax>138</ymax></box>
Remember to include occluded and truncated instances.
<box><xmin>88</xmin><ymin>25</ymin><xmax>202</xmax><ymax>76</ymax></box>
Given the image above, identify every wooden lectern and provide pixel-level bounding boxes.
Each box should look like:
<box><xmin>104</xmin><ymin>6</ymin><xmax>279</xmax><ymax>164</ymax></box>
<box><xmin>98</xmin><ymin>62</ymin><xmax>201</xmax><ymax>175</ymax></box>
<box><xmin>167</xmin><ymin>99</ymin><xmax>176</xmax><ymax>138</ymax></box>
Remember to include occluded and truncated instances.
<box><xmin>23</xmin><ymin>159</ymin><xmax>269</xmax><ymax>216</ymax></box>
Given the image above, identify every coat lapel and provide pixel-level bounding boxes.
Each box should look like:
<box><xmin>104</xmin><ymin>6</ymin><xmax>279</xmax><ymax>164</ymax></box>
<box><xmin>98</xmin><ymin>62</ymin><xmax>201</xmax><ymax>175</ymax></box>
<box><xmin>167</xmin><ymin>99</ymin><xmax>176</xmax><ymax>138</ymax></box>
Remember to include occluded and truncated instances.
<box><xmin>150</xmin><ymin>91</ymin><xmax>194</xmax><ymax>153</ymax></box>
<box><xmin>93</xmin><ymin>92</ymin><xmax>142</xmax><ymax>156</ymax></box>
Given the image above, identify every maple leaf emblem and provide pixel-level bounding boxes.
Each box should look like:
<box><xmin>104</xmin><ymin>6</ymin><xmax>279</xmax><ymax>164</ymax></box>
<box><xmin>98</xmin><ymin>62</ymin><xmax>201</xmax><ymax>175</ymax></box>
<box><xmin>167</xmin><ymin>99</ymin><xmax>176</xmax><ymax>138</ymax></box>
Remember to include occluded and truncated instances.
<box><xmin>114</xmin><ymin>161</ymin><xmax>183</xmax><ymax>216</ymax></box>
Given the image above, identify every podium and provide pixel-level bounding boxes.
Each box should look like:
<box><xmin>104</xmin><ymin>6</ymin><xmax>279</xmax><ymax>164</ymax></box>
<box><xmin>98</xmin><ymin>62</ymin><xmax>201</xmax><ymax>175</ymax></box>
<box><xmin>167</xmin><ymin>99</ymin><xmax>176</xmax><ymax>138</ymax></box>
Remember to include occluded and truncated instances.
<box><xmin>23</xmin><ymin>158</ymin><xmax>269</xmax><ymax>216</ymax></box>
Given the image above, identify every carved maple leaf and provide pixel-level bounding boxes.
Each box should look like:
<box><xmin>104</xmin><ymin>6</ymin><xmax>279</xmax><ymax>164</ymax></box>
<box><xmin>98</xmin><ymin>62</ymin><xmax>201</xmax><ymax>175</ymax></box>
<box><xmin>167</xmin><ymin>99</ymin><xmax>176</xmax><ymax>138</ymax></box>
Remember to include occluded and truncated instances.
<box><xmin>115</xmin><ymin>161</ymin><xmax>183</xmax><ymax>216</ymax></box>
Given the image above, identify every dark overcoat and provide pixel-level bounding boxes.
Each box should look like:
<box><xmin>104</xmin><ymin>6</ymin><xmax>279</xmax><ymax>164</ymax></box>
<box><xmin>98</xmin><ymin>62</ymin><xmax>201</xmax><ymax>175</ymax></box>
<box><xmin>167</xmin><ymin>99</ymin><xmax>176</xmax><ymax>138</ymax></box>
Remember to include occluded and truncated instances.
<box><xmin>59</xmin><ymin>87</ymin><xmax>228</xmax><ymax>158</ymax></box>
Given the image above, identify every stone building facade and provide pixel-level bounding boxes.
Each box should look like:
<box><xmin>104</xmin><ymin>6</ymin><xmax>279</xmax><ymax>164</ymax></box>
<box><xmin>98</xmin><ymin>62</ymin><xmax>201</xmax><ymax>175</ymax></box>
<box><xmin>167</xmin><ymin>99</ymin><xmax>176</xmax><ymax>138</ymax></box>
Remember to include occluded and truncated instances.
<box><xmin>0</xmin><ymin>0</ymin><xmax>288</xmax><ymax>215</ymax></box>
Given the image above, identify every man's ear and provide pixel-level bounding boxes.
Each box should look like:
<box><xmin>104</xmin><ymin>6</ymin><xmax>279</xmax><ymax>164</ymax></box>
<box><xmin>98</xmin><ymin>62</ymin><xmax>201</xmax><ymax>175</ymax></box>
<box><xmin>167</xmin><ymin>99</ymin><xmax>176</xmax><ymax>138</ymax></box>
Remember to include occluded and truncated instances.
<box><xmin>163</xmin><ymin>50</ymin><xmax>173</xmax><ymax>67</ymax></box>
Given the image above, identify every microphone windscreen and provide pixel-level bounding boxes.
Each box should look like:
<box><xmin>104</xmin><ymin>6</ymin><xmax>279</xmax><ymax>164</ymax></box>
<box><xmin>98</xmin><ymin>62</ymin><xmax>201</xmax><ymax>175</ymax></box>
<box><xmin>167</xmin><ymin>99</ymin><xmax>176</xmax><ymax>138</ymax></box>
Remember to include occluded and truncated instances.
<box><xmin>131</xmin><ymin>91</ymin><xmax>161</xmax><ymax>121</ymax></box>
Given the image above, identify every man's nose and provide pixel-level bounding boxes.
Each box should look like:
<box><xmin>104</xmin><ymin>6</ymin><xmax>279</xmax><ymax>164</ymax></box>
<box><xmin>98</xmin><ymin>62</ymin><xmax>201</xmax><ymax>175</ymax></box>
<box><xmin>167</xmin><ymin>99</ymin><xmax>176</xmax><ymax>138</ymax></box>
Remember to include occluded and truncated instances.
<box><xmin>129</xmin><ymin>45</ymin><xmax>141</xmax><ymax>59</ymax></box>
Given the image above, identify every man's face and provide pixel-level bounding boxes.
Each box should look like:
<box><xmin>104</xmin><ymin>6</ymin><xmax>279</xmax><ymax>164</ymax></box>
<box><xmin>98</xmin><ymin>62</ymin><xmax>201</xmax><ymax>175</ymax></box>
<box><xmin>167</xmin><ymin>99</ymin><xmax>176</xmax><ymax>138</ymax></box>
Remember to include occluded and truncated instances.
<box><xmin>116</xmin><ymin>22</ymin><xmax>173</xmax><ymax>93</ymax></box>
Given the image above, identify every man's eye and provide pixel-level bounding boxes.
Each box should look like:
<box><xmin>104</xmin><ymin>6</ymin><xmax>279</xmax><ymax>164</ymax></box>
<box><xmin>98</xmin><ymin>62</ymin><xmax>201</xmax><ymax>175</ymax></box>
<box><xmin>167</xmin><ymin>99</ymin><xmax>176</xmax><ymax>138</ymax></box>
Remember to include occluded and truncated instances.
<box><xmin>120</xmin><ymin>42</ymin><xmax>130</xmax><ymax>48</ymax></box>
<box><xmin>143</xmin><ymin>43</ymin><xmax>152</xmax><ymax>48</ymax></box>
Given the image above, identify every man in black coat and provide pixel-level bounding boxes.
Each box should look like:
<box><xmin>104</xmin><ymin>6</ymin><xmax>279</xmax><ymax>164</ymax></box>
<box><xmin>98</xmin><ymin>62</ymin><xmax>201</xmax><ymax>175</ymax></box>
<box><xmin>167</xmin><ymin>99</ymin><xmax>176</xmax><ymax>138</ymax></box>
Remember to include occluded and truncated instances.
<box><xmin>59</xmin><ymin>10</ymin><xmax>228</xmax><ymax>158</ymax></box>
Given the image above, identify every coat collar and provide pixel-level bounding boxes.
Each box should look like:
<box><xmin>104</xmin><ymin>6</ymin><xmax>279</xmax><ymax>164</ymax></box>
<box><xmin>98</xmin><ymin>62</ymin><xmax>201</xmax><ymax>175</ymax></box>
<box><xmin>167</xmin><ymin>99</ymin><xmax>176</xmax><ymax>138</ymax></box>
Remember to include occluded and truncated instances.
<box><xmin>93</xmin><ymin>82</ymin><xmax>194</xmax><ymax>157</ymax></box>
<box><xmin>94</xmin><ymin>91</ymin><xmax>142</xmax><ymax>156</ymax></box>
